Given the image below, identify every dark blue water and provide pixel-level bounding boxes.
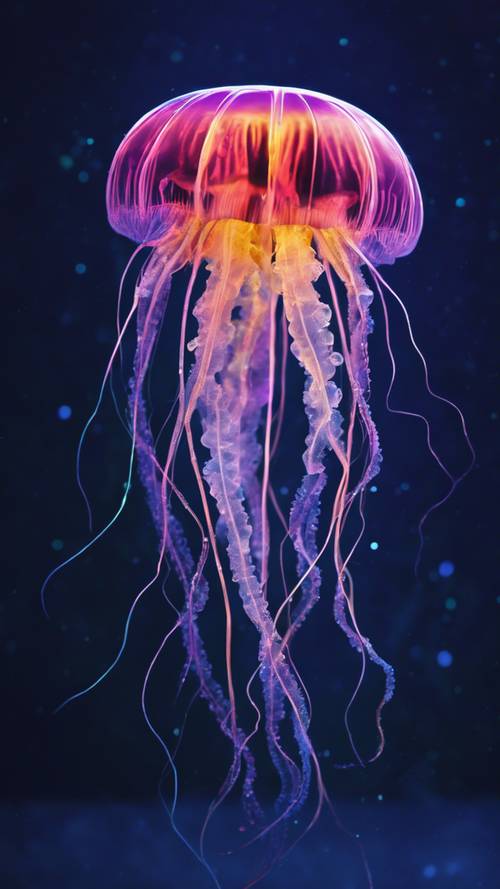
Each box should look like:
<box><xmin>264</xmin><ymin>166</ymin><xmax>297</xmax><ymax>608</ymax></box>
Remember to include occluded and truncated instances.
<box><xmin>3</xmin><ymin>800</ymin><xmax>499</xmax><ymax>888</ymax></box>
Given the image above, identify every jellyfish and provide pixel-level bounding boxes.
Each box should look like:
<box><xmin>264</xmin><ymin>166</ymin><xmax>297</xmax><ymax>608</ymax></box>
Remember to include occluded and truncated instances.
<box><xmin>52</xmin><ymin>85</ymin><xmax>437</xmax><ymax>877</ymax></box>
<box><xmin>102</xmin><ymin>85</ymin><xmax>426</xmax><ymax>840</ymax></box>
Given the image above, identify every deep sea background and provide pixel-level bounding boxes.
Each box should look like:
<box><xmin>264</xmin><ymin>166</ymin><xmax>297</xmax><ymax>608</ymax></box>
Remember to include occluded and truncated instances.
<box><xmin>3</xmin><ymin>1</ymin><xmax>499</xmax><ymax>887</ymax></box>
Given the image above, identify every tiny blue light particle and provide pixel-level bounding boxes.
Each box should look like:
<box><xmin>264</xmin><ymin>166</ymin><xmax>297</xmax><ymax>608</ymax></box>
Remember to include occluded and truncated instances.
<box><xmin>51</xmin><ymin>538</ymin><xmax>64</xmax><ymax>551</ymax></box>
<box><xmin>279</xmin><ymin>485</ymin><xmax>289</xmax><ymax>496</ymax></box>
<box><xmin>400</xmin><ymin>481</ymin><xmax>410</xmax><ymax>491</ymax></box>
<box><xmin>437</xmin><ymin>650</ymin><xmax>453</xmax><ymax>668</ymax></box>
<box><xmin>173</xmin><ymin>727</ymin><xmax>180</xmax><ymax>736</ymax></box>
<box><xmin>422</xmin><ymin>864</ymin><xmax>437</xmax><ymax>879</ymax></box>
<box><xmin>338</xmin><ymin>37</ymin><xmax>349</xmax><ymax>47</ymax></box>
<box><xmin>86</xmin><ymin>137</ymin><xmax>94</xmax><ymax>145</ymax></box>
<box><xmin>57</xmin><ymin>405</ymin><xmax>72</xmax><ymax>420</ymax></box>
<box><xmin>75</xmin><ymin>262</ymin><xmax>87</xmax><ymax>275</ymax></box>
<box><xmin>438</xmin><ymin>560</ymin><xmax>455</xmax><ymax>578</ymax></box>
<box><xmin>445</xmin><ymin>596</ymin><xmax>457</xmax><ymax>611</ymax></box>
<box><xmin>78</xmin><ymin>170</ymin><xmax>90</xmax><ymax>183</ymax></box>
<box><xmin>455</xmin><ymin>197</ymin><xmax>466</xmax><ymax>208</ymax></box>
<box><xmin>377</xmin><ymin>793</ymin><xmax>383</xmax><ymax>801</ymax></box>
<box><xmin>370</xmin><ymin>541</ymin><xmax>379</xmax><ymax>551</ymax></box>
<box><xmin>369</xmin><ymin>484</ymin><xmax>378</xmax><ymax>493</ymax></box>
<box><xmin>170</xmin><ymin>49</ymin><xmax>184</xmax><ymax>63</ymax></box>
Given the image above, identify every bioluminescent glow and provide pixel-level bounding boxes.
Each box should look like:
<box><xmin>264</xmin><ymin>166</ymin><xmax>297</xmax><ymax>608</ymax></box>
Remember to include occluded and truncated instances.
<box><xmin>45</xmin><ymin>86</ymin><xmax>473</xmax><ymax>886</ymax></box>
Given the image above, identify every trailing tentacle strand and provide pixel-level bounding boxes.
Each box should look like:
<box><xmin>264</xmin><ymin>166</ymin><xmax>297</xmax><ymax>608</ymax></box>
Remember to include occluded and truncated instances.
<box><xmin>274</xmin><ymin>226</ymin><xmax>344</xmax><ymax>639</ymax></box>
<box><xmin>129</xmin><ymin>243</ymin><xmax>261</xmax><ymax>820</ymax></box>
<box><xmin>319</xmin><ymin>232</ymin><xmax>395</xmax><ymax>757</ymax></box>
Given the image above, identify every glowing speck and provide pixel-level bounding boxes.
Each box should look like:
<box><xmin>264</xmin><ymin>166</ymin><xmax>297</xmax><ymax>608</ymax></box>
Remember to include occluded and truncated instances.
<box><xmin>78</xmin><ymin>170</ymin><xmax>89</xmax><ymax>183</ymax></box>
<box><xmin>370</xmin><ymin>541</ymin><xmax>379</xmax><ymax>551</ymax></box>
<box><xmin>369</xmin><ymin>484</ymin><xmax>378</xmax><ymax>493</ymax></box>
<box><xmin>422</xmin><ymin>864</ymin><xmax>437</xmax><ymax>879</ymax></box>
<box><xmin>400</xmin><ymin>481</ymin><xmax>410</xmax><ymax>491</ymax></box>
<box><xmin>338</xmin><ymin>37</ymin><xmax>349</xmax><ymax>47</ymax></box>
<box><xmin>484</xmin><ymin>138</ymin><xmax>492</xmax><ymax>147</ymax></box>
<box><xmin>438</xmin><ymin>560</ymin><xmax>455</xmax><ymax>578</ymax></box>
<box><xmin>75</xmin><ymin>262</ymin><xmax>87</xmax><ymax>275</ymax></box>
<box><xmin>279</xmin><ymin>485</ymin><xmax>289</xmax><ymax>496</ymax></box>
<box><xmin>59</xmin><ymin>154</ymin><xmax>74</xmax><ymax>170</ymax></box>
<box><xmin>437</xmin><ymin>650</ymin><xmax>453</xmax><ymax>668</ymax></box>
<box><xmin>57</xmin><ymin>405</ymin><xmax>72</xmax><ymax>420</ymax></box>
<box><xmin>170</xmin><ymin>49</ymin><xmax>184</xmax><ymax>63</ymax></box>
<box><xmin>86</xmin><ymin>137</ymin><xmax>94</xmax><ymax>145</ymax></box>
<box><xmin>388</xmin><ymin>83</ymin><xmax>397</xmax><ymax>94</ymax></box>
<box><xmin>377</xmin><ymin>793</ymin><xmax>383</xmax><ymax>801</ymax></box>
<box><xmin>455</xmin><ymin>197</ymin><xmax>466</xmax><ymax>208</ymax></box>
<box><xmin>51</xmin><ymin>538</ymin><xmax>64</xmax><ymax>551</ymax></box>
<box><xmin>172</xmin><ymin>727</ymin><xmax>180</xmax><ymax>736</ymax></box>
<box><xmin>445</xmin><ymin>596</ymin><xmax>457</xmax><ymax>611</ymax></box>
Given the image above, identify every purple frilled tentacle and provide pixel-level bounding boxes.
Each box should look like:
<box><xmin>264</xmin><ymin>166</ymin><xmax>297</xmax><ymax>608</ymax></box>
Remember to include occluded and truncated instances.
<box><xmin>129</xmin><ymin>249</ymin><xmax>260</xmax><ymax>818</ymax></box>
<box><xmin>188</xmin><ymin>228</ymin><xmax>315</xmax><ymax>824</ymax></box>
<box><xmin>327</xmin><ymin>253</ymin><xmax>395</xmax><ymax>717</ymax></box>
<box><xmin>275</xmin><ymin>232</ymin><xmax>344</xmax><ymax>642</ymax></box>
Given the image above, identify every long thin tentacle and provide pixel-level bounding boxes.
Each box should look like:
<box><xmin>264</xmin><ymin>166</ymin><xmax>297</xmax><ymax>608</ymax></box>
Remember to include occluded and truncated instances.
<box><xmin>130</xmin><ymin>242</ymin><xmax>262</xmax><ymax>825</ymax></box>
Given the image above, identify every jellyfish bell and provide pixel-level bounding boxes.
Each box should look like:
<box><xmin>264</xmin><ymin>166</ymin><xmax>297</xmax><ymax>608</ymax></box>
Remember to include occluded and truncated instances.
<box><xmin>107</xmin><ymin>85</ymin><xmax>423</xmax><ymax>263</ymax></box>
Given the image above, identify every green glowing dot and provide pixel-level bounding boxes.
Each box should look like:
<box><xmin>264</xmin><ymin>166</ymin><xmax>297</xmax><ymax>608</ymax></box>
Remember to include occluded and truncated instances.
<box><xmin>445</xmin><ymin>597</ymin><xmax>457</xmax><ymax>611</ymax></box>
<box><xmin>59</xmin><ymin>154</ymin><xmax>74</xmax><ymax>170</ymax></box>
